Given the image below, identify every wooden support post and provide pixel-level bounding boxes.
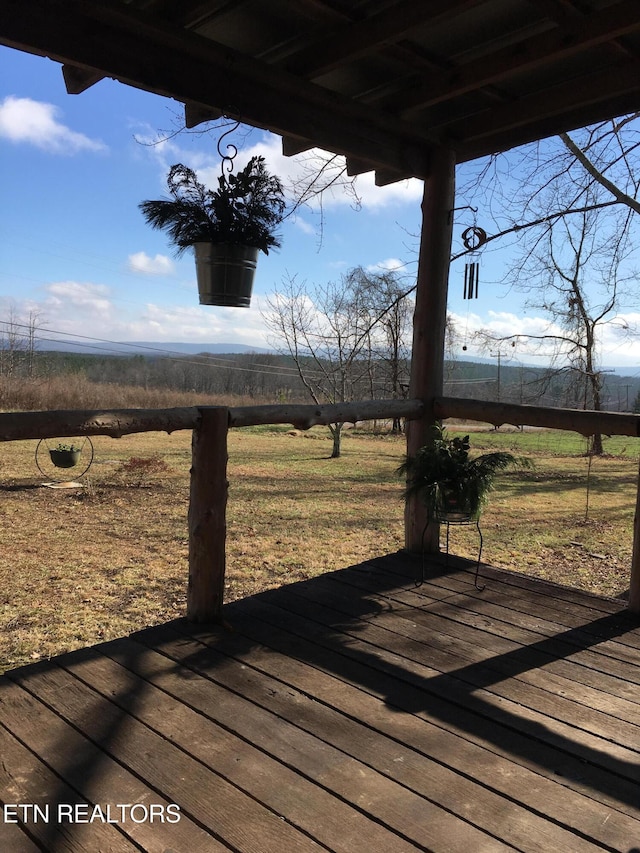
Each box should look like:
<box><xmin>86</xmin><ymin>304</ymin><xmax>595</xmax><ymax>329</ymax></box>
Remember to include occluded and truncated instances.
<box><xmin>187</xmin><ymin>407</ymin><xmax>229</xmax><ymax>622</ymax></box>
<box><xmin>405</xmin><ymin>147</ymin><xmax>456</xmax><ymax>553</ymax></box>
<box><xmin>629</xmin><ymin>459</ymin><xmax>640</xmax><ymax>612</ymax></box>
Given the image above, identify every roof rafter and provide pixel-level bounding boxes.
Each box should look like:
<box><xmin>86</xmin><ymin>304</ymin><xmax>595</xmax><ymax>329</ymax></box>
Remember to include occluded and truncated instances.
<box><xmin>392</xmin><ymin>0</ymin><xmax>640</xmax><ymax>116</ymax></box>
<box><xmin>0</xmin><ymin>0</ymin><xmax>433</xmax><ymax>179</ymax></box>
<box><xmin>282</xmin><ymin>0</ymin><xmax>484</xmax><ymax>78</ymax></box>
<box><xmin>453</xmin><ymin>58</ymin><xmax>640</xmax><ymax>160</ymax></box>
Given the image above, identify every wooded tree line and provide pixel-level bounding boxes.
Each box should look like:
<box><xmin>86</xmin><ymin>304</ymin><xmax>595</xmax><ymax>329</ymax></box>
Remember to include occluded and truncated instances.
<box><xmin>3</xmin><ymin>341</ymin><xmax>639</xmax><ymax>418</ymax></box>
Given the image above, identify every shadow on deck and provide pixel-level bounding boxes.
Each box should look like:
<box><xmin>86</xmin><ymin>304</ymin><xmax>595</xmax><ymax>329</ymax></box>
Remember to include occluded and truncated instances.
<box><xmin>1</xmin><ymin>552</ymin><xmax>639</xmax><ymax>852</ymax></box>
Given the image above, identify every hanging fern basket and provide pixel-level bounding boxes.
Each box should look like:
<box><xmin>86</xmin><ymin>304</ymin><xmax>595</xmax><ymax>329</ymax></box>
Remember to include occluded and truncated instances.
<box><xmin>194</xmin><ymin>242</ymin><xmax>260</xmax><ymax>308</ymax></box>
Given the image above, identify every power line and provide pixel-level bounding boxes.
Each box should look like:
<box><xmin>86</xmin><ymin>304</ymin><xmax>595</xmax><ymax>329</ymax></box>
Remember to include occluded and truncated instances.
<box><xmin>0</xmin><ymin>320</ymin><xmax>325</xmax><ymax>380</ymax></box>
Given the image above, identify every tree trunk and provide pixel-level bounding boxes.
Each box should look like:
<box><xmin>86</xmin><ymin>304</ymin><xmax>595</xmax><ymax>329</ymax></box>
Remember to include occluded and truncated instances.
<box><xmin>588</xmin><ymin>373</ymin><xmax>604</xmax><ymax>455</ymax></box>
<box><xmin>590</xmin><ymin>433</ymin><xmax>604</xmax><ymax>456</ymax></box>
<box><xmin>330</xmin><ymin>422</ymin><xmax>343</xmax><ymax>458</ymax></box>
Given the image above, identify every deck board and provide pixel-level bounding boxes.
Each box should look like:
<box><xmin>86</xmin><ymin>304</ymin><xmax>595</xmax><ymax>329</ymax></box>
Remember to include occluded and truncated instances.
<box><xmin>286</xmin><ymin>569</ymin><xmax>640</xmax><ymax>705</ymax></box>
<box><xmin>319</xmin><ymin>567</ymin><xmax>640</xmax><ymax>702</ymax></box>
<box><xmin>1</xmin><ymin>551</ymin><xmax>639</xmax><ymax>851</ymax></box>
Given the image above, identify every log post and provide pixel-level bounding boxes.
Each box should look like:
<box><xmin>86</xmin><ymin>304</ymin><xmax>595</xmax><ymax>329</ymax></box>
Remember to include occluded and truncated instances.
<box><xmin>629</xmin><ymin>459</ymin><xmax>640</xmax><ymax>613</ymax></box>
<box><xmin>187</xmin><ymin>407</ymin><xmax>229</xmax><ymax>622</ymax></box>
<box><xmin>405</xmin><ymin>147</ymin><xmax>456</xmax><ymax>553</ymax></box>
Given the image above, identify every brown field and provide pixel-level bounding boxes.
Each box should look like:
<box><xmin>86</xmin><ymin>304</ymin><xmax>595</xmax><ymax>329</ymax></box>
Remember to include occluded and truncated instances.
<box><xmin>0</xmin><ymin>424</ymin><xmax>637</xmax><ymax>672</ymax></box>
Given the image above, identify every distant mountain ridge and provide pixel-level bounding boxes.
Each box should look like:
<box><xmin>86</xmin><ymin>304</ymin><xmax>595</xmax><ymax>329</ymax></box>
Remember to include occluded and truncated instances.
<box><xmin>38</xmin><ymin>341</ymin><xmax>640</xmax><ymax>379</ymax></box>
<box><xmin>40</xmin><ymin>341</ymin><xmax>271</xmax><ymax>356</ymax></box>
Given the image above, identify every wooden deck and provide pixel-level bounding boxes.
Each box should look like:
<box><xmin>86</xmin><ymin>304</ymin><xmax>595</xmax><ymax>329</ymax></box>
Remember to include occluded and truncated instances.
<box><xmin>1</xmin><ymin>552</ymin><xmax>639</xmax><ymax>852</ymax></box>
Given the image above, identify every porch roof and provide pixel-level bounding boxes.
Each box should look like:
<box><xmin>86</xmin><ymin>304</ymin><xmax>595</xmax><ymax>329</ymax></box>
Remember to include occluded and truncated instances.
<box><xmin>2</xmin><ymin>0</ymin><xmax>640</xmax><ymax>184</ymax></box>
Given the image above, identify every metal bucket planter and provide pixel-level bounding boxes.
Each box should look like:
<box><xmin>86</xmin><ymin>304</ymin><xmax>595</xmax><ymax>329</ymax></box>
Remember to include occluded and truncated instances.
<box><xmin>49</xmin><ymin>448</ymin><xmax>81</xmax><ymax>469</ymax></box>
<box><xmin>435</xmin><ymin>486</ymin><xmax>476</xmax><ymax>523</ymax></box>
<box><xmin>194</xmin><ymin>243</ymin><xmax>259</xmax><ymax>307</ymax></box>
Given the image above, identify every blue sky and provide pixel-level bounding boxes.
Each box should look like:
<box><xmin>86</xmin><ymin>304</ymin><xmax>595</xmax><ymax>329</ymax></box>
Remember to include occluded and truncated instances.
<box><xmin>1</xmin><ymin>44</ymin><xmax>640</xmax><ymax>371</ymax></box>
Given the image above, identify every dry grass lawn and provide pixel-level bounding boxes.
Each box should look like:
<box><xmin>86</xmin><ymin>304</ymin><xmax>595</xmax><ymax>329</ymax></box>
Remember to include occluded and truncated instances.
<box><xmin>0</xmin><ymin>425</ymin><xmax>637</xmax><ymax>671</ymax></box>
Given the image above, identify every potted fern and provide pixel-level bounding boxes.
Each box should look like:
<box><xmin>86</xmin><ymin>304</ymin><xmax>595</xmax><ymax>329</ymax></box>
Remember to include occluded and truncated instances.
<box><xmin>398</xmin><ymin>425</ymin><xmax>529</xmax><ymax>521</ymax></box>
<box><xmin>139</xmin><ymin>156</ymin><xmax>286</xmax><ymax>307</ymax></box>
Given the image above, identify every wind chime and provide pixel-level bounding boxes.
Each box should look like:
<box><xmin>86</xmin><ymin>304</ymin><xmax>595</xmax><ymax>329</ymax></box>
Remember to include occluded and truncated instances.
<box><xmin>462</xmin><ymin>225</ymin><xmax>488</xmax><ymax>299</ymax></box>
<box><xmin>460</xmin><ymin>223</ymin><xmax>488</xmax><ymax>351</ymax></box>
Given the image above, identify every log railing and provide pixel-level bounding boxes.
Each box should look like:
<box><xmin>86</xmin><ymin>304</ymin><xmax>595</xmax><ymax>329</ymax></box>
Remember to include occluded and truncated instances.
<box><xmin>1</xmin><ymin>395</ymin><xmax>639</xmax><ymax>618</ymax></box>
<box><xmin>0</xmin><ymin>399</ymin><xmax>424</xmax><ymax>441</ymax></box>
<box><xmin>435</xmin><ymin>397</ymin><xmax>640</xmax><ymax>437</ymax></box>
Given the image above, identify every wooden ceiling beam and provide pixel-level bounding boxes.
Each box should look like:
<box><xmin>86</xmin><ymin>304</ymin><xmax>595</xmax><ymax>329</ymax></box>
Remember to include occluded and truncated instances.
<box><xmin>453</xmin><ymin>63</ymin><xmax>640</xmax><ymax>159</ymax></box>
<box><xmin>521</xmin><ymin>0</ymin><xmax>582</xmax><ymax>26</ymax></box>
<box><xmin>281</xmin><ymin>136</ymin><xmax>315</xmax><ymax>157</ymax></box>
<box><xmin>283</xmin><ymin>0</ymin><xmax>484</xmax><ymax>79</ymax></box>
<box><xmin>375</xmin><ymin>168</ymin><xmax>414</xmax><ymax>186</ymax></box>
<box><xmin>4</xmin><ymin>0</ymin><xmax>639</xmax><ymax>176</ymax></box>
<box><xmin>0</xmin><ymin>0</ymin><xmax>433</xmax><ymax>180</ymax></box>
<box><xmin>393</xmin><ymin>0</ymin><xmax>640</xmax><ymax>116</ymax></box>
<box><xmin>61</xmin><ymin>64</ymin><xmax>105</xmax><ymax>94</ymax></box>
<box><xmin>184</xmin><ymin>102</ymin><xmax>222</xmax><ymax>128</ymax></box>
<box><xmin>456</xmin><ymin>94</ymin><xmax>640</xmax><ymax>162</ymax></box>
<box><xmin>346</xmin><ymin>157</ymin><xmax>374</xmax><ymax>176</ymax></box>
<box><xmin>282</xmin><ymin>141</ymin><xmax>383</xmax><ymax>178</ymax></box>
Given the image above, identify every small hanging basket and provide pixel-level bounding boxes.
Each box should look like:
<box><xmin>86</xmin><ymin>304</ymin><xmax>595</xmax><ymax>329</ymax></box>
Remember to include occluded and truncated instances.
<box><xmin>194</xmin><ymin>243</ymin><xmax>259</xmax><ymax>308</ymax></box>
<box><xmin>49</xmin><ymin>447</ymin><xmax>81</xmax><ymax>469</ymax></box>
<box><xmin>35</xmin><ymin>436</ymin><xmax>94</xmax><ymax>484</ymax></box>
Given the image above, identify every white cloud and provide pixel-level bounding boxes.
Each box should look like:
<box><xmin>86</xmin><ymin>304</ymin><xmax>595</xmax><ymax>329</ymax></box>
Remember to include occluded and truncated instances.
<box><xmin>11</xmin><ymin>277</ymin><xmax>640</xmax><ymax>368</ymax></box>
<box><xmin>366</xmin><ymin>258</ymin><xmax>409</xmax><ymax>273</ymax></box>
<box><xmin>128</xmin><ymin>251</ymin><xmax>175</xmax><ymax>275</ymax></box>
<box><xmin>293</xmin><ymin>217</ymin><xmax>316</xmax><ymax>236</ymax></box>
<box><xmin>46</xmin><ymin>280</ymin><xmax>112</xmax><ymax>312</ymax></box>
<box><xmin>0</xmin><ymin>96</ymin><xmax>107</xmax><ymax>154</ymax></box>
<box><xmin>448</xmin><ymin>310</ymin><xmax>565</xmax><ymax>359</ymax></box>
<box><xmin>133</xmin><ymin>299</ymin><xmax>273</xmax><ymax>348</ymax></box>
<box><xmin>236</xmin><ymin>135</ymin><xmax>423</xmax><ymax>211</ymax></box>
<box><xmin>14</xmin><ymin>282</ymin><xmax>273</xmax><ymax>349</ymax></box>
<box><xmin>43</xmin><ymin>282</ymin><xmax>115</xmax><ymax>337</ymax></box>
<box><xmin>448</xmin><ymin>309</ymin><xmax>640</xmax><ymax>368</ymax></box>
<box><xmin>28</xmin><ymin>281</ymin><xmax>116</xmax><ymax>344</ymax></box>
<box><xmin>140</xmin><ymin>126</ymin><xmax>422</xmax><ymax>212</ymax></box>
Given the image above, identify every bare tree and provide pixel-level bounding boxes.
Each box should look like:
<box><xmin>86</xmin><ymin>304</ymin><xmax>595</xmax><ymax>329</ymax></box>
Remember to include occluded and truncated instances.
<box><xmin>345</xmin><ymin>267</ymin><xmax>413</xmax><ymax>432</ymax></box>
<box><xmin>265</xmin><ymin>273</ymin><xmax>381</xmax><ymax>457</ymax></box>
<box><xmin>0</xmin><ymin>307</ymin><xmax>41</xmax><ymax>378</ymax></box>
<box><xmin>457</xmin><ymin>114</ymin><xmax>640</xmax><ymax>253</ymax></box>
<box><xmin>479</xmin><ymin>193</ymin><xmax>633</xmax><ymax>451</ymax></box>
<box><xmin>458</xmin><ymin>115</ymin><xmax>640</xmax><ymax>451</ymax></box>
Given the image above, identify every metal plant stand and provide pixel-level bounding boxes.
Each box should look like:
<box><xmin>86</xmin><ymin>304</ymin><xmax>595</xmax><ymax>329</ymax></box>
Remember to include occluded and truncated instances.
<box><xmin>419</xmin><ymin>513</ymin><xmax>484</xmax><ymax>591</ymax></box>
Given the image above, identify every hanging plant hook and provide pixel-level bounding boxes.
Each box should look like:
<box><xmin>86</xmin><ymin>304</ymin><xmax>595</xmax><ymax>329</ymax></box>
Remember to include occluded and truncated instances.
<box><xmin>448</xmin><ymin>204</ymin><xmax>477</xmax><ymax>224</ymax></box>
<box><xmin>216</xmin><ymin>116</ymin><xmax>241</xmax><ymax>178</ymax></box>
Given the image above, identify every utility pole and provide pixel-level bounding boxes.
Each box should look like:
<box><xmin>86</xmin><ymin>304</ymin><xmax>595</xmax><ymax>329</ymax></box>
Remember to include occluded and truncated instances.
<box><xmin>490</xmin><ymin>350</ymin><xmax>503</xmax><ymax>402</ymax></box>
